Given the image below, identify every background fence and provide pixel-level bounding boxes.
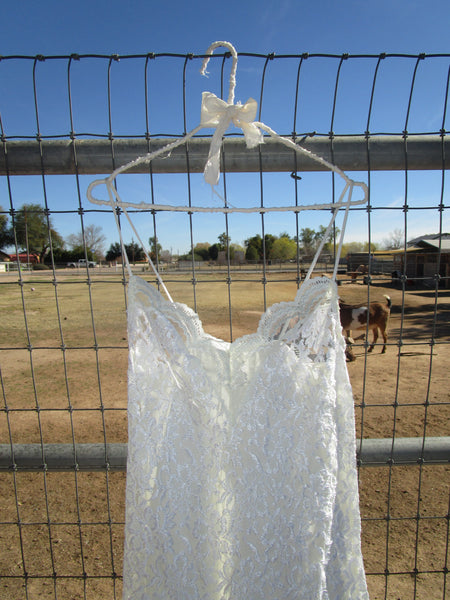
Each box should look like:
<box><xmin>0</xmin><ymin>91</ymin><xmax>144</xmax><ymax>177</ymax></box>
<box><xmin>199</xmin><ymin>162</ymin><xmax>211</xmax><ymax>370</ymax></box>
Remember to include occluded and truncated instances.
<box><xmin>0</xmin><ymin>50</ymin><xmax>449</xmax><ymax>599</ymax></box>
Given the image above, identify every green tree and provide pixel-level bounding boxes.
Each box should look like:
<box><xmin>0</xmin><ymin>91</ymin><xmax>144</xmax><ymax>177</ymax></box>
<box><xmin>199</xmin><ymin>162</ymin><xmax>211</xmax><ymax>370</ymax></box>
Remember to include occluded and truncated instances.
<box><xmin>316</xmin><ymin>225</ymin><xmax>330</xmax><ymax>252</ymax></box>
<box><xmin>363</xmin><ymin>241</ymin><xmax>379</xmax><ymax>252</ymax></box>
<box><xmin>271</xmin><ymin>236</ymin><xmax>297</xmax><ymax>261</ymax></box>
<box><xmin>194</xmin><ymin>243</ymin><xmax>211</xmax><ymax>261</ymax></box>
<box><xmin>14</xmin><ymin>204</ymin><xmax>64</xmax><ymax>263</ymax></box>
<box><xmin>208</xmin><ymin>243</ymin><xmax>220</xmax><ymax>261</ymax></box>
<box><xmin>341</xmin><ymin>241</ymin><xmax>363</xmax><ymax>257</ymax></box>
<box><xmin>149</xmin><ymin>236</ymin><xmax>162</xmax><ymax>261</ymax></box>
<box><xmin>244</xmin><ymin>234</ymin><xmax>263</xmax><ymax>260</ymax></box>
<box><xmin>245</xmin><ymin>244</ymin><xmax>259</xmax><ymax>261</ymax></box>
<box><xmin>316</xmin><ymin>224</ymin><xmax>341</xmax><ymax>253</ymax></box>
<box><xmin>181</xmin><ymin>251</ymin><xmax>205</xmax><ymax>262</ymax></box>
<box><xmin>66</xmin><ymin>245</ymin><xmax>95</xmax><ymax>261</ymax></box>
<box><xmin>0</xmin><ymin>206</ymin><xmax>13</xmax><ymax>249</ymax></box>
<box><xmin>47</xmin><ymin>245</ymin><xmax>95</xmax><ymax>265</ymax></box>
<box><xmin>217</xmin><ymin>232</ymin><xmax>231</xmax><ymax>251</ymax></box>
<box><xmin>300</xmin><ymin>227</ymin><xmax>316</xmax><ymax>255</ymax></box>
<box><xmin>105</xmin><ymin>241</ymin><xmax>146</xmax><ymax>263</ymax></box>
<box><xmin>105</xmin><ymin>242</ymin><xmax>123</xmax><ymax>262</ymax></box>
<box><xmin>263</xmin><ymin>234</ymin><xmax>276</xmax><ymax>259</ymax></box>
<box><xmin>244</xmin><ymin>233</ymin><xmax>277</xmax><ymax>261</ymax></box>
<box><xmin>125</xmin><ymin>241</ymin><xmax>145</xmax><ymax>263</ymax></box>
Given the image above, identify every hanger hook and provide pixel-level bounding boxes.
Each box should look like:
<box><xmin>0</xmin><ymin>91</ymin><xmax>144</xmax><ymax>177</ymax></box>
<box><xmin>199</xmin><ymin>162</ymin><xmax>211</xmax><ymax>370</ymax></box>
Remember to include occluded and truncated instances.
<box><xmin>200</xmin><ymin>41</ymin><xmax>238</xmax><ymax>105</ymax></box>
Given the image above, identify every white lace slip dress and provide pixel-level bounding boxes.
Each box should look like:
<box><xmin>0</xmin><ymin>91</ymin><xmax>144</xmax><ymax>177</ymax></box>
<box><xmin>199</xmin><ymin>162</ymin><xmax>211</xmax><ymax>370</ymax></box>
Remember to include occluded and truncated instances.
<box><xmin>122</xmin><ymin>255</ymin><xmax>369</xmax><ymax>599</ymax></box>
<box><xmin>82</xmin><ymin>39</ymin><xmax>370</xmax><ymax>599</ymax></box>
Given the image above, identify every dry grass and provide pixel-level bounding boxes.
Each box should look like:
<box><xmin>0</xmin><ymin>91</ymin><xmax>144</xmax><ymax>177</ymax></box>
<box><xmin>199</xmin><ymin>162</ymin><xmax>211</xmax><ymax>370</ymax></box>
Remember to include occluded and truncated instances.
<box><xmin>1</xmin><ymin>267</ymin><xmax>449</xmax><ymax>599</ymax></box>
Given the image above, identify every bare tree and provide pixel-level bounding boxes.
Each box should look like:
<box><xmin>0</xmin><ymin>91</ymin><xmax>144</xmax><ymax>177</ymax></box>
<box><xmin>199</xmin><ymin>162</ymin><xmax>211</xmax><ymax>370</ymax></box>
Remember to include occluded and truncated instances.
<box><xmin>67</xmin><ymin>225</ymin><xmax>106</xmax><ymax>258</ymax></box>
<box><xmin>382</xmin><ymin>228</ymin><xmax>404</xmax><ymax>250</ymax></box>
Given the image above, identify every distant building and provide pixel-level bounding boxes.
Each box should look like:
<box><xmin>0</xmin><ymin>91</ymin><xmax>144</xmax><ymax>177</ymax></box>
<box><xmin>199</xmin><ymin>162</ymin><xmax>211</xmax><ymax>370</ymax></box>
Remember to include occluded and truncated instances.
<box><xmin>346</xmin><ymin>251</ymin><xmax>394</xmax><ymax>275</ymax></box>
<box><xmin>9</xmin><ymin>253</ymin><xmax>40</xmax><ymax>264</ymax></box>
<box><xmin>392</xmin><ymin>234</ymin><xmax>450</xmax><ymax>287</ymax></box>
<box><xmin>346</xmin><ymin>234</ymin><xmax>450</xmax><ymax>288</ymax></box>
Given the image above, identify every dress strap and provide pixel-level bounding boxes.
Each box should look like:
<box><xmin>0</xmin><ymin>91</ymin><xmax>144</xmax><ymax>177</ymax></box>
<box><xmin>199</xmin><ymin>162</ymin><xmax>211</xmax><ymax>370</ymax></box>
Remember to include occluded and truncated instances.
<box><xmin>107</xmin><ymin>181</ymin><xmax>174</xmax><ymax>302</ymax></box>
<box><xmin>303</xmin><ymin>180</ymin><xmax>355</xmax><ymax>284</ymax></box>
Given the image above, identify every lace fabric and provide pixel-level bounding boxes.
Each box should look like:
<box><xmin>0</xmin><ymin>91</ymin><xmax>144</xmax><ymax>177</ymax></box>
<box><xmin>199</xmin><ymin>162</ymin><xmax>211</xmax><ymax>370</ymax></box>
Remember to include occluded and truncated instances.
<box><xmin>123</xmin><ymin>275</ymin><xmax>369</xmax><ymax>599</ymax></box>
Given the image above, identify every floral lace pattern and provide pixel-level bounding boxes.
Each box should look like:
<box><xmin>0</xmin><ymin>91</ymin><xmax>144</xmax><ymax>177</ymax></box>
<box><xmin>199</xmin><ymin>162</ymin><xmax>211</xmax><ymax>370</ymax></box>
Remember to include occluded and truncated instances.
<box><xmin>123</xmin><ymin>275</ymin><xmax>369</xmax><ymax>600</ymax></box>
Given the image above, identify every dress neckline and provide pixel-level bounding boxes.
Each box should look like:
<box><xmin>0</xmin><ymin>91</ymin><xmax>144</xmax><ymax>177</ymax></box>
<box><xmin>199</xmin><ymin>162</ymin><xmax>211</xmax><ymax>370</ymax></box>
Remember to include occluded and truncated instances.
<box><xmin>129</xmin><ymin>273</ymin><xmax>338</xmax><ymax>347</ymax></box>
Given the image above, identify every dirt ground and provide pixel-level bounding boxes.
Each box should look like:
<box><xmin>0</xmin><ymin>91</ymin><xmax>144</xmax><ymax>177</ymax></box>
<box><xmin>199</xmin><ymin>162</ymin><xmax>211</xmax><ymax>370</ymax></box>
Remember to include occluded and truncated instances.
<box><xmin>0</xmin><ymin>268</ymin><xmax>449</xmax><ymax>599</ymax></box>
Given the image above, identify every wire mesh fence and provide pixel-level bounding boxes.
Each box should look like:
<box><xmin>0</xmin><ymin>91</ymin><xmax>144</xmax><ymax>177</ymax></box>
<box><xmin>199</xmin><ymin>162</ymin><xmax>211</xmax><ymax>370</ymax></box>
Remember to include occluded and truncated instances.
<box><xmin>0</xmin><ymin>50</ymin><xmax>449</xmax><ymax>599</ymax></box>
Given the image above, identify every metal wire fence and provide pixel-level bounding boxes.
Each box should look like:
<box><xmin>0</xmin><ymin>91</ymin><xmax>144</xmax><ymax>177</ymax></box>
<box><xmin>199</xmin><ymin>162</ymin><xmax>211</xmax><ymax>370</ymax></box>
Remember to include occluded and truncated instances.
<box><xmin>0</xmin><ymin>50</ymin><xmax>449</xmax><ymax>599</ymax></box>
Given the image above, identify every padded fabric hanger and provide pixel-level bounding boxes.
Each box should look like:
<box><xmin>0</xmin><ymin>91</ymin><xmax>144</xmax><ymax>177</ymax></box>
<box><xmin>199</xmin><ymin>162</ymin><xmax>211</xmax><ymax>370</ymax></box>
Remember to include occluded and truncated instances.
<box><xmin>87</xmin><ymin>41</ymin><xmax>368</xmax><ymax>294</ymax></box>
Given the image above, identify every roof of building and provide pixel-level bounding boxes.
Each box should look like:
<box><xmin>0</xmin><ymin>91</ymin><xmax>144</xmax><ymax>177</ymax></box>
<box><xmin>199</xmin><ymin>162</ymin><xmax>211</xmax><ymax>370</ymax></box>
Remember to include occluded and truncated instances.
<box><xmin>414</xmin><ymin>239</ymin><xmax>450</xmax><ymax>251</ymax></box>
<box><xmin>407</xmin><ymin>233</ymin><xmax>450</xmax><ymax>246</ymax></box>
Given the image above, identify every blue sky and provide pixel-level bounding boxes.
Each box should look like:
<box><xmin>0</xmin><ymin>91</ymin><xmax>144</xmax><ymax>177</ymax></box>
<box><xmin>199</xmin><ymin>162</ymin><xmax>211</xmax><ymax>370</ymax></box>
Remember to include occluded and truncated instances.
<box><xmin>1</xmin><ymin>0</ymin><xmax>449</xmax><ymax>255</ymax></box>
<box><xmin>1</xmin><ymin>0</ymin><xmax>449</xmax><ymax>57</ymax></box>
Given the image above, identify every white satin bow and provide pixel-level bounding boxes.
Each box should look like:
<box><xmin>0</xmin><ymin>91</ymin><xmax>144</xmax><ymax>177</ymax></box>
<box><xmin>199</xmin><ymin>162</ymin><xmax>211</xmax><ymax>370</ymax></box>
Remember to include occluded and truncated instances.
<box><xmin>200</xmin><ymin>91</ymin><xmax>264</xmax><ymax>186</ymax></box>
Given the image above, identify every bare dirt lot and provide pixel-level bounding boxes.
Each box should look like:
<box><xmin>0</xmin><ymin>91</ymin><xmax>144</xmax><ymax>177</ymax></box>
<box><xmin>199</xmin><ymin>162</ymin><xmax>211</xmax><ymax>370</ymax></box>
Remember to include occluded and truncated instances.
<box><xmin>0</xmin><ymin>268</ymin><xmax>449</xmax><ymax>599</ymax></box>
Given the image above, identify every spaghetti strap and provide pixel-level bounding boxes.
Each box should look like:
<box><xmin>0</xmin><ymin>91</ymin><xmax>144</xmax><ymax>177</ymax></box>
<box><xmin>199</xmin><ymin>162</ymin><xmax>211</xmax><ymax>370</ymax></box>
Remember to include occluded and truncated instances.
<box><xmin>104</xmin><ymin>178</ymin><xmax>173</xmax><ymax>301</ymax></box>
<box><xmin>303</xmin><ymin>181</ymin><xmax>355</xmax><ymax>283</ymax></box>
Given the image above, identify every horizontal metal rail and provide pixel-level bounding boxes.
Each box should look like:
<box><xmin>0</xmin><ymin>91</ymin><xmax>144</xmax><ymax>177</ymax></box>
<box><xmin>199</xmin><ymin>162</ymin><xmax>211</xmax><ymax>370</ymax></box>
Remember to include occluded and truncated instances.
<box><xmin>0</xmin><ymin>438</ymin><xmax>449</xmax><ymax>472</ymax></box>
<box><xmin>0</xmin><ymin>135</ymin><xmax>448</xmax><ymax>175</ymax></box>
<box><xmin>0</xmin><ymin>443</ymin><xmax>128</xmax><ymax>472</ymax></box>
